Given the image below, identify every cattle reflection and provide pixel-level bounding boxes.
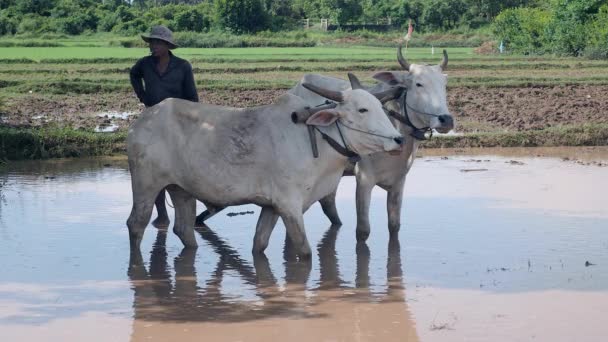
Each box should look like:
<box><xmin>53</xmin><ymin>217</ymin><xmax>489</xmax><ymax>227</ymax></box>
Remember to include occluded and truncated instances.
<box><xmin>128</xmin><ymin>226</ymin><xmax>418</xmax><ymax>341</ymax></box>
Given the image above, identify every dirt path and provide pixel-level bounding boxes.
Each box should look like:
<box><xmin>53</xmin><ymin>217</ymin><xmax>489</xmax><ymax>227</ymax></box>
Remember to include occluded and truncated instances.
<box><xmin>2</xmin><ymin>85</ymin><xmax>608</xmax><ymax>133</ymax></box>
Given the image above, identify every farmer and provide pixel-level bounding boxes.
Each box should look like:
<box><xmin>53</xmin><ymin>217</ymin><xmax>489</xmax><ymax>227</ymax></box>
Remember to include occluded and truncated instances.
<box><xmin>130</xmin><ymin>25</ymin><xmax>199</xmax><ymax>227</ymax></box>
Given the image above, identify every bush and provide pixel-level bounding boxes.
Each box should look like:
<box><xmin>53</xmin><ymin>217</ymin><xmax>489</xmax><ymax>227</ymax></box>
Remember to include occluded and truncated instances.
<box><xmin>0</xmin><ymin>12</ymin><xmax>16</xmax><ymax>35</ymax></box>
<box><xmin>172</xmin><ymin>7</ymin><xmax>210</xmax><ymax>32</ymax></box>
<box><xmin>17</xmin><ymin>15</ymin><xmax>53</xmax><ymax>34</ymax></box>
<box><xmin>493</xmin><ymin>7</ymin><xmax>550</xmax><ymax>54</ymax></box>
<box><xmin>583</xmin><ymin>46</ymin><xmax>608</xmax><ymax>59</ymax></box>
<box><xmin>112</xmin><ymin>18</ymin><xmax>147</xmax><ymax>36</ymax></box>
<box><xmin>173</xmin><ymin>31</ymin><xmax>239</xmax><ymax>48</ymax></box>
<box><xmin>0</xmin><ymin>40</ymin><xmax>62</xmax><ymax>47</ymax></box>
<box><xmin>584</xmin><ymin>4</ymin><xmax>608</xmax><ymax>59</ymax></box>
<box><xmin>545</xmin><ymin>0</ymin><xmax>607</xmax><ymax>56</ymax></box>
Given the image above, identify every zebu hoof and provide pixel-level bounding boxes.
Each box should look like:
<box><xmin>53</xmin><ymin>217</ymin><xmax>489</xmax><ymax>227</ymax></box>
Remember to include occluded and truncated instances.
<box><xmin>178</xmin><ymin>236</ymin><xmax>198</xmax><ymax>248</ymax></box>
<box><xmin>356</xmin><ymin>229</ymin><xmax>370</xmax><ymax>242</ymax></box>
<box><xmin>152</xmin><ymin>216</ymin><xmax>170</xmax><ymax>228</ymax></box>
<box><xmin>178</xmin><ymin>237</ymin><xmax>198</xmax><ymax>248</ymax></box>
<box><xmin>129</xmin><ymin>233</ymin><xmax>144</xmax><ymax>249</ymax></box>
<box><xmin>329</xmin><ymin>217</ymin><xmax>343</xmax><ymax>226</ymax></box>
<box><xmin>174</xmin><ymin>229</ymin><xmax>198</xmax><ymax>248</ymax></box>
<box><xmin>194</xmin><ymin>210</ymin><xmax>211</xmax><ymax>226</ymax></box>
<box><xmin>298</xmin><ymin>244</ymin><xmax>312</xmax><ymax>259</ymax></box>
<box><xmin>388</xmin><ymin>223</ymin><xmax>401</xmax><ymax>235</ymax></box>
<box><xmin>252</xmin><ymin>242</ymin><xmax>268</xmax><ymax>255</ymax></box>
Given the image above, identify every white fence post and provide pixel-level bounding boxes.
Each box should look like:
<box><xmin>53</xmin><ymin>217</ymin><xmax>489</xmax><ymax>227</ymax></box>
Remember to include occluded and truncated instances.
<box><xmin>320</xmin><ymin>19</ymin><xmax>328</xmax><ymax>31</ymax></box>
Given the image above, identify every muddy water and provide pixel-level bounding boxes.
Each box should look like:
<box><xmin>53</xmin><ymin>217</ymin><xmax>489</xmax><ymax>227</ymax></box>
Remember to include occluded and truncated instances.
<box><xmin>0</xmin><ymin>147</ymin><xmax>607</xmax><ymax>342</ymax></box>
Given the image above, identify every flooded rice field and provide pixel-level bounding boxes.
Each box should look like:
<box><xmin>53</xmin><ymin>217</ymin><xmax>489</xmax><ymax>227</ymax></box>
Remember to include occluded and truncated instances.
<box><xmin>0</xmin><ymin>147</ymin><xmax>607</xmax><ymax>341</ymax></box>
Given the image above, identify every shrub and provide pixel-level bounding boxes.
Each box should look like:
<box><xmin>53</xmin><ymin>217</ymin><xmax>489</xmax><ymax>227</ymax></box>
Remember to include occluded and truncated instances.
<box><xmin>493</xmin><ymin>7</ymin><xmax>550</xmax><ymax>54</ymax></box>
<box><xmin>0</xmin><ymin>12</ymin><xmax>16</xmax><ymax>35</ymax></box>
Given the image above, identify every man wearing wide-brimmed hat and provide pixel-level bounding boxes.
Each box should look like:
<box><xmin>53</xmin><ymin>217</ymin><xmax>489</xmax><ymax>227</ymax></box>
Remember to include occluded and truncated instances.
<box><xmin>130</xmin><ymin>25</ymin><xmax>199</xmax><ymax>108</ymax></box>
<box><xmin>129</xmin><ymin>25</ymin><xmax>199</xmax><ymax>227</ymax></box>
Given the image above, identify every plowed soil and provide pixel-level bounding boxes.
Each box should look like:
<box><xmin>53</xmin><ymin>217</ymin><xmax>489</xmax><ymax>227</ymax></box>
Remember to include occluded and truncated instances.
<box><xmin>2</xmin><ymin>85</ymin><xmax>608</xmax><ymax>133</ymax></box>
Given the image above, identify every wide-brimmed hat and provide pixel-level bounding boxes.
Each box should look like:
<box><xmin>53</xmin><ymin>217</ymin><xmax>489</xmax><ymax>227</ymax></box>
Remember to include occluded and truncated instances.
<box><xmin>141</xmin><ymin>25</ymin><xmax>178</xmax><ymax>49</ymax></box>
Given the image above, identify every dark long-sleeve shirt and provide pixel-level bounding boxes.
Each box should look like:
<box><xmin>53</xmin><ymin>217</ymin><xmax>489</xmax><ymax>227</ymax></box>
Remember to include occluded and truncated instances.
<box><xmin>129</xmin><ymin>52</ymin><xmax>199</xmax><ymax>107</ymax></box>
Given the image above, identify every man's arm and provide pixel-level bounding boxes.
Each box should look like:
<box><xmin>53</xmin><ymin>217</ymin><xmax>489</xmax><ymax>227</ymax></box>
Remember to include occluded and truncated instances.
<box><xmin>183</xmin><ymin>62</ymin><xmax>199</xmax><ymax>102</ymax></box>
<box><xmin>129</xmin><ymin>59</ymin><xmax>148</xmax><ymax>105</ymax></box>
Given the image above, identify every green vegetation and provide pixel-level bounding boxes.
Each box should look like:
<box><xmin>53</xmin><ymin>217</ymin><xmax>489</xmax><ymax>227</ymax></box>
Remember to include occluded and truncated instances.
<box><xmin>493</xmin><ymin>0</ymin><xmax>608</xmax><ymax>57</ymax></box>
<box><xmin>4</xmin><ymin>124</ymin><xmax>606</xmax><ymax>160</ymax></box>
<box><xmin>0</xmin><ymin>127</ymin><xmax>126</xmax><ymax>160</ymax></box>
<box><xmin>424</xmin><ymin>124</ymin><xmax>608</xmax><ymax>148</ymax></box>
<box><xmin>0</xmin><ymin>0</ymin><xmax>534</xmax><ymax>36</ymax></box>
<box><xmin>1</xmin><ymin>46</ymin><xmax>608</xmax><ymax>98</ymax></box>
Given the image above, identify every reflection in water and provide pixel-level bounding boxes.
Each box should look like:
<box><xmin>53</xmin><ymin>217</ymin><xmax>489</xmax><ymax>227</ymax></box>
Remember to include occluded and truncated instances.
<box><xmin>2</xmin><ymin>151</ymin><xmax>607</xmax><ymax>341</ymax></box>
<box><xmin>128</xmin><ymin>226</ymin><xmax>418</xmax><ymax>341</ymax></box>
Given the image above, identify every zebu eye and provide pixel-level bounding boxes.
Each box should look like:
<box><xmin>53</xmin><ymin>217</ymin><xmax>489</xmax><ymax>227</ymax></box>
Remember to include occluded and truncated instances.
<box><xmin>358</xmin><ymin>108</ymin><xmax>368</xmax><ymax>113</ymax></box>
<box><xmin>416</xmin><ymin>83</ymin><xmax>423</xmax><ymax>87</ymax></box>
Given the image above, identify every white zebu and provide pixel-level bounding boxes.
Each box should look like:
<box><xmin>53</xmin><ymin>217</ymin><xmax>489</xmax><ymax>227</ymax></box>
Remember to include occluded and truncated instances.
<box><xmin>126</xmin><ymin>77</ymin><xmax>403</xmax><ymax>258</ymax></box>
<box><xmin>288</xmin><ymin>46</ymin><xmax>454</xmax><ymax>241</ymax></box>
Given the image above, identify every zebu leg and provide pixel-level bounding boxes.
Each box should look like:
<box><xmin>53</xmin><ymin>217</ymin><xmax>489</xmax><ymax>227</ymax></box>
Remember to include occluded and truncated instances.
<box><xmin>387</xmin><ymin>180</ymin><xmax>405</xmax><ymax>236</ymax></box>
<box><xmin>276</xmin><ymin>206</ymin><xmax>312</xmax><ymax>259</ymax></box>
<box><xmin>319</xmin><ymin>190</ymin><xmax>342</xmax><ymax>226</ymax></box>
<box><xmin>166</xmin><ymin>186</ymin><xmax>197</xmax><ymax>248</ymax></box>
<box><xmin>152</xmin><ymin>190</ymin><xmax>170</xmax><ymax>228</ymax></box>
<box><xmin>252</xmin><ymin>207</ymin><xmax>280</xmax><ymax>254</ymax></box>
<box><xmin>195</xmin><ymin>203</ymin><xmax>225</xmax><ymax>226</ymax></box>
<box><xmin>126</xmin><ymin>187</ymin><xmax>159</xmax><ymax>249</ymax></box>
<box><xmin>355</xmin><ymin>180</ymin><xmax>375</xmax><ymax>242</ymax></box>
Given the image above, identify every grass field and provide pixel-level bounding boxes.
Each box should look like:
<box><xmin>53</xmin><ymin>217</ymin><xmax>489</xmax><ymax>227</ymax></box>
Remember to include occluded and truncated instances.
<box><xmin>2</xmin><ymin>46</ymin><xmax>608</xmax><ymax>95</ymax></box>
<box><xmin>1</xmin><ymin>43</ymin><xmax>608</xmax><ymax>159</ymax></box>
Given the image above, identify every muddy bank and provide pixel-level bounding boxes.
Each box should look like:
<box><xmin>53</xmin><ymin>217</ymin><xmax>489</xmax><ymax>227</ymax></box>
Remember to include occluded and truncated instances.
<box><xmin>3</xmin><ymin>85</ymin><xmax>608</xmax><ymax>133</ymax></box>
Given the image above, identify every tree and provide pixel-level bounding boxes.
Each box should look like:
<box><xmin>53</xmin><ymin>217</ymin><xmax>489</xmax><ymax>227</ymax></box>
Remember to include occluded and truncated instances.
<box><xmin>545</xmin><ymin>0</ymin><xmax>606</xmax><ymax>55</ymax></box>
<box><xmin>335</xmin><ymin>0</ymin><xmax>362</xmax><ymax>24</ymax></box>
<box><xmin>493</xmin><ymin>7</ymin><xmax>550</xmax><ymax>54</ymax></box>
<box><xmin>172</xmin><ymin>6</ymin><xmax>209</xmax><ymax>31</ymax></box>
<box><xmin>15</xmin><ymin>0</ymin><xmax>57</xmax><ymax>16</ymax></box>
<box><xmin>215</xmin><ymin>0</ymin><xmax>269</xmax><ymax>33</ymax></box>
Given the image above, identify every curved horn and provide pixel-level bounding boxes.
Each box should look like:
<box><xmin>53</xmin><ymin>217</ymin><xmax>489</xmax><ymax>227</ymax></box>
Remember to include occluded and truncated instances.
<box><xmin>397</xmin><ymin>44</ymin><xmax>411</xmax><ymax>71</ymax></box>
<box><xmin>372</xmin><ymin>87</ymin><xmax>403</xmax><ymax>104</ymax></box>
<box><xmin>440</xmin><ymin>49</ymin><xmax>448</xmax><ymax>70</ymax></box>
<box><xmin>347</xmin><ymin>72</ymin><xmax>363</xmax><ymax>90</ymax></box>
<box><xmin>302</xmin><ymin>83</ymin><xmax>344</xmax><ymax>102</ymax></box>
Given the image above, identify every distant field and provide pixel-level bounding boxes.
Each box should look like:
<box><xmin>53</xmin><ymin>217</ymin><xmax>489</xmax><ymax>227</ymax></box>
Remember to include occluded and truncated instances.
<box><xmin>2</xmin><ymin>46</ymin><xmax>608</xmax><ymax>96</ymax></box>
<box><xmin>1</xmin><ymin>44</ymin><xmax>607</xmax><ymax>159</ymax></box>
<box><xmin>0</xmin><ymin>46</ymin><xmax>475</xmax><ymax>61</ymax></box>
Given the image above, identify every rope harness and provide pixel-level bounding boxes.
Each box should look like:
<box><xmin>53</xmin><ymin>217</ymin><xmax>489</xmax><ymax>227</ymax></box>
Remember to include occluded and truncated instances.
<box><xmin>300</xmin><ymin>88</ymin><xmax>447</xmax><ymax>159</ymax></box>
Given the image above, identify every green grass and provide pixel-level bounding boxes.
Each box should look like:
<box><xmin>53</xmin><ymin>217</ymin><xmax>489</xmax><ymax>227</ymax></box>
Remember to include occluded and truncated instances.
<box><xmin>2</xmin><ymin>124</ymin><xmax>605</xmax><ymax>160</ymax></box>
<box><xmin>2</xmin><ymin>45</ymin><xmax>608</xmax><ymax>95</ymax></box>
<box><xmin>0</xmin><ymin>127</ymin><xmax>126</xmax><ymax>160</ymax></box>
<box><xmin>424</xmin><ymin>124</ymin><xmax>608</xmax><ymax>148</ymax></box>
<box><xmin>0</xmin><ymin>46</ymin><xmax>475</xmax><ymax>61</ymax></box>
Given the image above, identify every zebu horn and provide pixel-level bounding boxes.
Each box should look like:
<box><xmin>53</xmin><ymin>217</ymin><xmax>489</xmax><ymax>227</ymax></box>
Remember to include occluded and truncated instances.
<box><xmin>397</xmin><ymin>44</ymin><xmax>411</xmax><ymax>71</ymax></box>
<box><xmin>440</xmin><ymin>49</ymin><xmax>448</xmax><ymax>70</ymax></box>
<box><xmin>302</xmin><ymin>83</ymin><xmax>344</xmax><ymax>102</ymax></box>
<box><xmin>291</xmin><ymin>103</ymin><xmax>338</xmax><ymax>124</ymax></box>
<box><xmin>347</xmin><ymin>73</ymin><xmax>364</xmax><ymax>90</ymax></box>
<box><xmin>372</xmin><ymin>86</ymin><xmax>403</xmax><ymax>104</ymax></box>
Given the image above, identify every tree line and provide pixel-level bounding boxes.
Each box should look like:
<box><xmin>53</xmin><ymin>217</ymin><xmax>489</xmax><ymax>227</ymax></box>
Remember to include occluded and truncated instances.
<box><xmin>1</xmin><ymin>0</ymin><xmax>606</xmax><ymax>57</ymax></box>
<box><xmin>0</xmin><ymin>0</ymin><xmax>535</xmax><ymax>35</ymax></box>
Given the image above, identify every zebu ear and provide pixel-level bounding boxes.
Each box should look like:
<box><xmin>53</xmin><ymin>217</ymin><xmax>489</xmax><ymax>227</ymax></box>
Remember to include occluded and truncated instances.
<box><xmin>306</xmin><ymin>109</ymin><xmax>341</xmax><ymax>126</ymax></box>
